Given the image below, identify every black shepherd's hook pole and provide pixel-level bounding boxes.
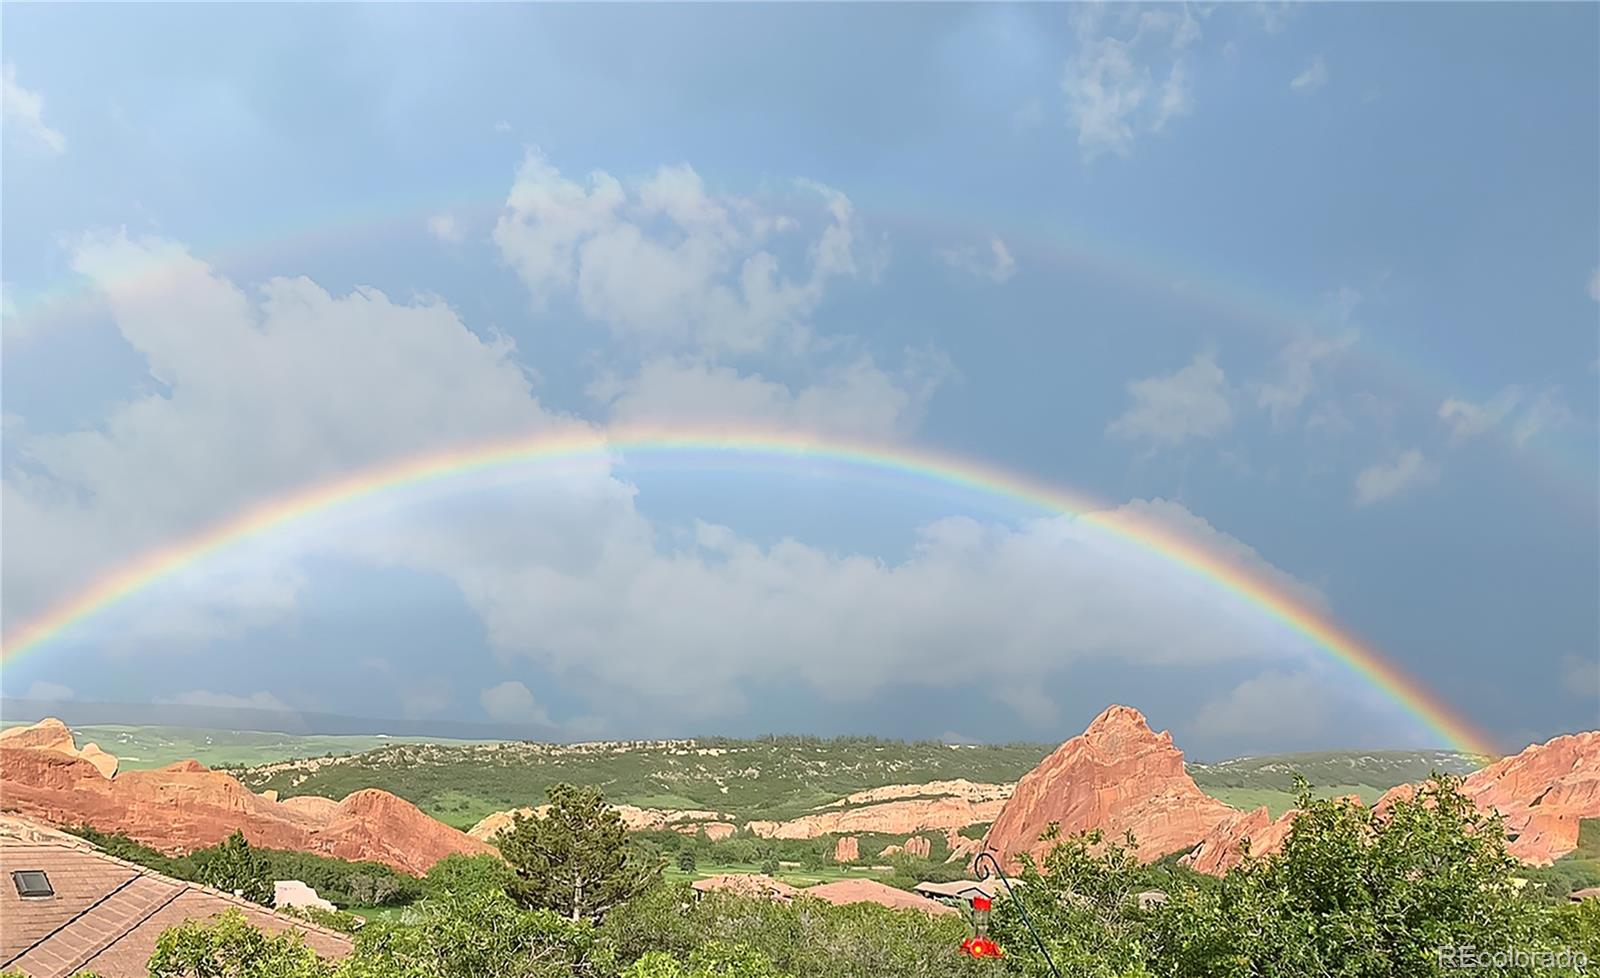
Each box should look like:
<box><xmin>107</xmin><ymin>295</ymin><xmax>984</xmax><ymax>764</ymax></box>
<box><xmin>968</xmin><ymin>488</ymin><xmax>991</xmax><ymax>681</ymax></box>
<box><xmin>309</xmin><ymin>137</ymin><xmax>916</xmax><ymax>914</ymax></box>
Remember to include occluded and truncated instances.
<box><xmin>972</xmin><ymin>850</ymin><xmax>1064</xmax><ymax>978</ymax></box>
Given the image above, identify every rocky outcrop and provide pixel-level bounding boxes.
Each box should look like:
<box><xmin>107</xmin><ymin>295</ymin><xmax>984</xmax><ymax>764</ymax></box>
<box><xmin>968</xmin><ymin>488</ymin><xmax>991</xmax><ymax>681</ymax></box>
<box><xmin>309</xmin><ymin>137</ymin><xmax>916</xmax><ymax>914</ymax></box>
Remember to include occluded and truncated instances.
<box><xmin>0</xmin><ymin>717</ymin><xmax>79</xmax><ymax>753</ymax></box>
<box><xmin>1181</xmin><ymin>805</ymin><xmax>1297</xmax><ymax>875</ymax></box>
<box><xmin>982</xmin><ymin>705</ymin><xmax>1237</xmax><ymax>868</ymax></box>
<box><xmin>747</xmin><ymin>794</ymin><xmax>1008</xmax><ymax>840</ymax></box>
<box><xmin>1187</xmin><ymin>730</ymin><xmax>1600</xmax><ymax>873</ymax></box>
<box><xmin>0</xmin><ymin>717</ymin><xmax>118</xmax><ymax>777</ymax></box>
<box><xmin>1376</xmin><ymin>730</ymin><xmax>1600</xmax><ymax>866</ymax></box>
<box><xmin>0</xmin><ymin>719</ymin><xmax>489</xmax><ymax>875</ymax></box>
<box><xmin>700</xmin><ymin>822</ymin><xmax>737</xmax><ymax>841</ymax></box>
<box><xmin>822</xmin><ymin>781</ymin><xmax>1013</xmax><ymax>809</ymax></box>
<box><xmin>468</xmin><ymin>803</ymin><xmax>733</xmax><ymax>842</ymax></box>
<box><xmin>833</xmin><ymin>836</ymin><xmax>860</xmax><ymax>862</ymax></box>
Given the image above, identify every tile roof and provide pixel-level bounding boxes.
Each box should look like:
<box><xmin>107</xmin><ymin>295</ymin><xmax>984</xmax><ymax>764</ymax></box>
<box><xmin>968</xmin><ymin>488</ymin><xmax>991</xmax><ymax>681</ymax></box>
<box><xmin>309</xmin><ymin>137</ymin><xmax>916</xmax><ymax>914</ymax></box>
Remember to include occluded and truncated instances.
<box><xmin>802</xmin><ymin>878</ymin><xmax>958</xmax><ymax>915</ymax></box>
<box><xmin>0</xmin><ymin>819</ymin><xmax>353</xmax><ymax>978</ymax></box>
<box><xmin>690</xmin><ymin>873</ymin><xmax>802</xmax><ymax>901</ymax></box>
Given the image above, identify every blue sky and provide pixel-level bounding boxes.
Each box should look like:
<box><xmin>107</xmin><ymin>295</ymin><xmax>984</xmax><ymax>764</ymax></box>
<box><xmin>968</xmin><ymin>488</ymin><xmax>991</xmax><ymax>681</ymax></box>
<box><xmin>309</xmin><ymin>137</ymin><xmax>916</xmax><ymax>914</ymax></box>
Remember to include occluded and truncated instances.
<box><xmin>1</xmin><ymin>3</ymin><xmax>1595</xmax><ymax>758</ymax></box>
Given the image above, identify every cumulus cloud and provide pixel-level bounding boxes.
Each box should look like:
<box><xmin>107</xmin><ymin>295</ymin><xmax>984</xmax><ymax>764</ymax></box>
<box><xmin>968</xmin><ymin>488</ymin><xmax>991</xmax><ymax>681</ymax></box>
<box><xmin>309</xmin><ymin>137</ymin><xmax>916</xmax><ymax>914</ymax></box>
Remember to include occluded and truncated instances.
<box><xmin>3</xmin><ymin>231</ymin><xmax>1335</xmax><ymax>733</ymax></box>
<box><xmin>1353</xmin><ymin>449</ymin><xmax>1438</xmax><ymax>506</ymax></box>
<box><xmin>2</xmin><ymin>63</ymin><xmax>66</xmax><ymax>154</ymax></box>
<box><xmin>1438</xmin><ymin>386</ymin><xmax>1570</xmax><ymax>446</ymax></box>
<box><xmin>163</xmin><ymin>689</ymin><xmax>292</xmax><ymax>712</ymax></box>
<box><xmin>941</xmin><ymin>236</ymin><xmax>1018</xmax><ymax>284</ymax></box>
<box><xmin>2</xmin><ymin>229</ymin><xmax>584</xmax><ymax>637</ymax></box>
<box><xmin>1192</xmin><ymin>670</ymin><xmax>1333</xmax><ymax>742</ymax></box>
<box><xmin>1061</xmin><ymin>6</ymin><xmax>1200</xmax><ymax>159</ymax></box>
<box><xmin>359</xmin><ymin>494</ymin><xmax>1331</xmax><ymax>727</ymax></box>
<box><xmin>492</xmin><ymin>148</ymin><xmax>939</xmax><ymax>437</ymax></box>
<box><xmin>493</xmin><ymin>150</ymin><xmax>874</xmax><ymax>357</ymax></box>
<box><xmin>24</xmin><ymin>681</ymin><xmax>75</xmax><ymax>701</ymax></box>
<box><xmin>1290</xmin><ymin>56</ymin><xmax>1328</xmax><ymax>93</ymax></box>
<box><xmin>1107</xmin><ymin>354</ymin><xmax>1235</xmax><ymax>446</ymax></box>
<box><xmin>480</xmin><ymin>680</ymin><xmax>550</xmax><ymax>725</ymax></box>
<box><xmin>427</xmin><ymin>214</ymin><xmax>465</xmax><ymax>244</ymax></box>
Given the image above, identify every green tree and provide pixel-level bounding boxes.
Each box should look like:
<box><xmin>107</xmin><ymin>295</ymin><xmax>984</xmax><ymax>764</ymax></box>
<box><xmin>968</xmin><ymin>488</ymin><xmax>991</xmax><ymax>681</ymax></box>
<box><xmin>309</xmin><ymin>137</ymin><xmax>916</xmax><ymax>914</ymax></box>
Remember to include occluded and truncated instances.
<box><xmin>147</xmin><ymin>909</ymin><xmax>334</xmax><ymax>977</ymax></box>
<box><xmin>678</xmin><ymin>849</ymin><xmax>698</xmax><ymax>873</ymax></box>
<box><xmin>423</xmin><ymin>852</ymin><xmax>514</xmax><ymax>898</ymax></box>
<box><xmin>623</xmin><ymin>942</ymin><xmax>789</xmax><ymax>978</ymax></box>
<box><xmin>1148</xmin><ymin>775</ymin><xmax>1573</xmax><ymax>977</ymax></box>
<box><xmin>191</xmin><ymin>831</ymin><xmax>274</xmax><ymax>906</ymax></box>
<box><xmin>496</xmin><ymin>783</ymin><xmax>662</xmax><ymax>922</ymax></box>
<box><xmin>340</xmin><ymin>888</ymin><xmax>614</xmax><ymax>978</ymax></box>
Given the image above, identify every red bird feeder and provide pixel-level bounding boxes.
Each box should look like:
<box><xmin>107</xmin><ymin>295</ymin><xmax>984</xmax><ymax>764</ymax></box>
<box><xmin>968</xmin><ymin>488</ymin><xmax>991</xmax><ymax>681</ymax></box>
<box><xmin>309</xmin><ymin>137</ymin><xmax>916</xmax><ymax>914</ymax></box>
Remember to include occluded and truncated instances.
<box><xmin>959</xmin><ymin>894</ymin><xmax>1004</xmax><ymax>959</ymax></box>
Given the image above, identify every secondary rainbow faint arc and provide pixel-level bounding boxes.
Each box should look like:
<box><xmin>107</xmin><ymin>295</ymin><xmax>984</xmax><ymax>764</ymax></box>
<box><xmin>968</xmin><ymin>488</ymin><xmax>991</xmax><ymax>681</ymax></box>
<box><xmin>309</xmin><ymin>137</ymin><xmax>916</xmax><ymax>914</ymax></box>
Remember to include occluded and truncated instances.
<box><xmin>0</xmin><ymin>426</ymin><xmax>1501</xmax><ymax>757</ymax></box>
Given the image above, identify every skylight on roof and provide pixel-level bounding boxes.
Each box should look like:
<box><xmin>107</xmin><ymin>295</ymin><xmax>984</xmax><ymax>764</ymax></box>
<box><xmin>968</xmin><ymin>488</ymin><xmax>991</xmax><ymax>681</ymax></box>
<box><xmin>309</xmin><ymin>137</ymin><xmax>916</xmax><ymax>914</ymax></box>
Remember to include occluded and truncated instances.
<box><xmin>12</xmin><ymin>870</ymin><xmax>53</xmax><ymax>898</ymax></box>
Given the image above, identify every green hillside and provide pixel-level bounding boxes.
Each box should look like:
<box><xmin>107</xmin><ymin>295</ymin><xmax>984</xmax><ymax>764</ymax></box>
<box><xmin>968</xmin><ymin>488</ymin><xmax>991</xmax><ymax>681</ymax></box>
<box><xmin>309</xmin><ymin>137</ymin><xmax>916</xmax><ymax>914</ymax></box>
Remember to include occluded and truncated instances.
<box><xmin>229</xmin><ymin>737</ymin><xmax>1052</xmax><ymax>829</ymax></box>
<box><xmin>223</xmin><ymin>735</ymin><xmax>1488</xmax><ymax>830</ymax></box>
<box><xmin>1188</xmin><ymin>749</ymin><xmax>1488</xmax><ymax>817</ymax></box>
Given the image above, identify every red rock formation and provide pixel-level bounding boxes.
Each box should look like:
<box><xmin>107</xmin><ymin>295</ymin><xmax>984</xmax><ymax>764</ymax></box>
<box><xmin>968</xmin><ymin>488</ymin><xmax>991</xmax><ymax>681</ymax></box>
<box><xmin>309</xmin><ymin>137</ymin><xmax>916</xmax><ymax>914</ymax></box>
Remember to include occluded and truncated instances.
<box><xmin>982</xmin><ymin>705</ymin><xmax>1236</xmax><ymax>868</ymax></box>
<box><xmin>1190</xmin><ymin>731</ymin><xmax>1600</xmax><ymax>874</ymax></box>
<box><xmin>1376</xmin><ymin>730</ymin><xmax>1600</xmax><ymax>866</ymax></box>
<box><xmin>833</xmin><ymin>836</ymin><xmax>860</xmax><ymax>862</ymax></box>
<box><xmin>1181</xmin><ymin>805</ymin><xmax>1297</xmax><ymax>875</ymax></box>
<box><xmin>0</xmin><ymin>721</ymin><xmax>490</xmax><ymax>875</ymax></box>
<box><xmin>903</xmin><ymin>834</ymin><xmax>931</xmax><ymax>859</ymax></box>
<box><xmin>0</xmin><ymin>717</ymin><xmax>79</xmax><ymax>753</ymax></box>
<box><xmin>0</xmin><ymin>717</ymin><xmax>118</xmax><ymax>776</ymax></box>
<box><xmin>746</xmin><ymin>794</ymin><xmax>1007</xmax><ymax>839</ymax></box>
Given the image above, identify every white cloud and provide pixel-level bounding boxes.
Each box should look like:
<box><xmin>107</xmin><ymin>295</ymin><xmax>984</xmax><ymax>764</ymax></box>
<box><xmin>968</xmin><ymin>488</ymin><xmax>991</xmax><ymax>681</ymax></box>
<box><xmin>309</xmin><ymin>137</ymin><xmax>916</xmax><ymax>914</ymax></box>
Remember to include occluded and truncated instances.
<box><xmin>1061</xmin><ymin>6</ymin><xmax>1200</xmax><ymax>160</ymax></box>
<box><xmin>427</xmin><ymin>214</ymin><xmax>465</xmax><ymax>244</ymax></box>
<box><xmin>1353</xmin><ymin>449</ymin><xmax>1438</xmax><ymax>506</ymax></box>
<box><xmin>24</xmin><ymin>681</ymin><xmax>74</xmax><ymax>701</ymax></box>
<box><xmin>163</xmin><ymin>689</ymin><xmax>292</xmax><ymax>712</ymax></box>
<box><xmin>1256</xmin><ymin>331</ymin><xmax>1355</xmax><ymax>428</ymax></box>
<box><xmin>941</xmin><ymin>236</ymin><xmax>1018</xmax><ymax>284</ymax></box>
<box><xmin>1290</xmin><ymin>56</ymin><xmax>1328</xmax><ymax>93</ymax></box>
<box><xmin>591</xmin><ymin>351</ymin><xmax>953</xmax><ymax>438</ymax></box>
<box><xmin>1107</xmin><ymin>354</ymin><xmax>1235</xmax><ymax>446</ymax></box>
<box><xmin>3</xmin><ymin>229</ymin><xmax>1337</xmax><ymax>733</ymax></box>
<box><xmin>493</xmin><ymin>149</ymin><xmax>876</xmax><ymax>357</ymax></box>
<box><xmin>480</xmin><ymin>680</ymin><xmax>550</xmax><ymax>725</ymax></box>
<box><xmin>1192</xmin><ymin>670</ymin><xmax>1333</xmax><ymax>741</ymax></box>
<box><xmin>1438</xmin><ymin>386</ymin><xmax>1570</xmax><ymax>446</ymax></box>
<box><xmin>2</xmin><ymin>63</ymin><xmax>66</xmax><ymax>154</ymax></box>
<box><xmin>2</xmin><ymin>230</ymin><xmax>580</xmax><ymax>637</ymax></box>
<box><xmin>376</xmin><ymin>496</ymin><xmax>1331</xmax><ymax>724</ymax></box>
<box><xmin>493</xmin><ymin>119</ymin><xmax>512</xmax><ymax>133</ymax></box>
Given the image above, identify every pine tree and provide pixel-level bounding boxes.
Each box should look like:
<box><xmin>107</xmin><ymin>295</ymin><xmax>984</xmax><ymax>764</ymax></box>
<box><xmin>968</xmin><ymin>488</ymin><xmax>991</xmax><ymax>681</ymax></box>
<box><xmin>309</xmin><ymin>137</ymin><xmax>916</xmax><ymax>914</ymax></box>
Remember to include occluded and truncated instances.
<box><xmin>497</xmin><ymin>783</ymin><xmax>662</xmax><ymax>922</ymax></box>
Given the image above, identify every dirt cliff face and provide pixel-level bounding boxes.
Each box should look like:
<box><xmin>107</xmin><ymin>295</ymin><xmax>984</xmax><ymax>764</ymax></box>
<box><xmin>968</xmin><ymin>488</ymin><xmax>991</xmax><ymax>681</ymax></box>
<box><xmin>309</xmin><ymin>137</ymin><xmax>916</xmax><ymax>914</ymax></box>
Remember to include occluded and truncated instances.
<box><xmin>982</xmin><ymin>705</ymin><xmax>1236</xmax><ymax>868</ymax></box>
<box><xmin>0</xmin><ymin>720</ymin><xmax>491</xmax><ymax>875</ymax></box>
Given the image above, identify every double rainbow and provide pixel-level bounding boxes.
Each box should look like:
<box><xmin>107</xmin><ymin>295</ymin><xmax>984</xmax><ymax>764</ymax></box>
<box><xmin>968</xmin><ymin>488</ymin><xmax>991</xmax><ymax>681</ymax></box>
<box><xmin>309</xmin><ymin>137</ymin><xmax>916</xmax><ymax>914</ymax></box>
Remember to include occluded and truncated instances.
<box><xmin>0</xmin><ymin>427</ymin><xmax>1501</xmax><ymax>757</ymax></box>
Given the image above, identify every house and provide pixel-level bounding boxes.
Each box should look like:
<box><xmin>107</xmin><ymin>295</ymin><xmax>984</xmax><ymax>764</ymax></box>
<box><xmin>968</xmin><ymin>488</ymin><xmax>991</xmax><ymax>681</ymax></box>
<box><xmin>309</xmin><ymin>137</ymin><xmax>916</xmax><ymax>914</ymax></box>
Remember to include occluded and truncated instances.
<box><xmin>274</xmin><ymin>879</ymin><xmax>338</xmax><ymax>913</ymax></box>
<box><xmin>1</xmin><ymin>816</ymin><xmax>353</xmax><ymax>978</ymax></box>
<box><xmin>913</xmin><ymin>879</ymin><xmax>1005</xmax><ymax>905</ymax></box>
<box><xmin>803</xmin><ymin>879</ymin><xmax>957</xmax><ymax>915</ymax></box>
<box><xmin>690</xmin><ymin>874</ymin><xmax>802</xmax><ymax>903</ymax></box>
<box><xmin>1570</xmin><ymin>887</ymin><xmax>1600</xmax><ymax>903</ymax></box>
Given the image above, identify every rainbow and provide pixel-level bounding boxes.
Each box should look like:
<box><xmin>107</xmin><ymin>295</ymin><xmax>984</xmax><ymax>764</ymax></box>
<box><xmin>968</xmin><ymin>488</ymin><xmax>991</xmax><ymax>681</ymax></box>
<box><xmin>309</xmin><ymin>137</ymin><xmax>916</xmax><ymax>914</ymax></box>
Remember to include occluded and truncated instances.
<box><xmin>0</xmin><ymin>426</ymin><xmax>1500</xmax><ymax>757</ymax></box>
